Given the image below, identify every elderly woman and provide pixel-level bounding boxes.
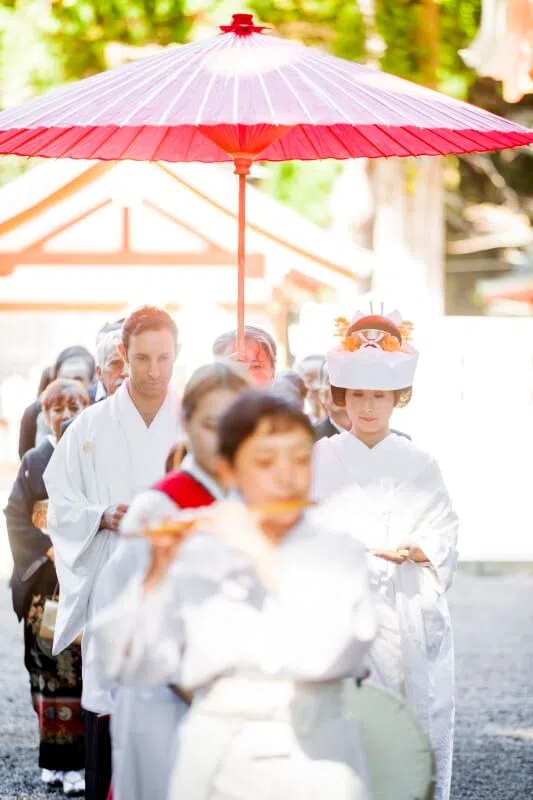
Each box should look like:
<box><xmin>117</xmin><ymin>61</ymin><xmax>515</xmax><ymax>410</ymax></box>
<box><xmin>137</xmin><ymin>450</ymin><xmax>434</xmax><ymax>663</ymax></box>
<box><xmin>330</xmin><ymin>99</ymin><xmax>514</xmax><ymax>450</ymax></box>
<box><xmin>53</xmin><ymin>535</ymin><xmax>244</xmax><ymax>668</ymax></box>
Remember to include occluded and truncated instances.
<box><xmin>212</xmin><ymin>325</ymin><xmax>277</xmax><ymax>386</ymax></box>
<box><xmin>19</xmin><ymin>346</ymin><xmax>95</xmax><ymax>458</ymax></box>
<box><xmin>5</xmin><ymin>379</ymin><xmax>90</xmax><ymax>796</ymax></box>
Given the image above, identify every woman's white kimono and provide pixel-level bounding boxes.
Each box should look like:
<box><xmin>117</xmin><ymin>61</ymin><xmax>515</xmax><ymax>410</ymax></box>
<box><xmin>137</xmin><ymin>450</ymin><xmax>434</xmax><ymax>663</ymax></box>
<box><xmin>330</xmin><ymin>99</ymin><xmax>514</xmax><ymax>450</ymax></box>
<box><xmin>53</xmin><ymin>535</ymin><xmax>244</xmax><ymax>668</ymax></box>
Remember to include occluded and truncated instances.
<box><xmin>313</xmin><ymin>431</ymin><xmax>459</xmax><ymax>800</ymax></box>
<box><xmin>89</xmin><ymin>515</ymin><xmax>377</xmax><ymax>800</ymax></box>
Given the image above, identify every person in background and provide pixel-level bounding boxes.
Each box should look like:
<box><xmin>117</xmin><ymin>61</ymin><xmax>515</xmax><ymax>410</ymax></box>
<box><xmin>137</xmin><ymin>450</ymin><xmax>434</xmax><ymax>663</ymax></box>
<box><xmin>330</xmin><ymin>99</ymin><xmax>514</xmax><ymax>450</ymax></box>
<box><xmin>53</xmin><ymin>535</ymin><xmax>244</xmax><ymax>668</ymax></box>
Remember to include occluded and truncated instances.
<box><xmin>19</xmin><ymin>346</ymin><xmax>96</xmax><ymax>459</ymax></box>
<box><xmin>314</xmin><ymin>360</ymin><xmax>352</xmax><ymax>440</ymax></box>
<box><xmin>164</xmin><ymin>442</ymin><xmax>186</xmax><ymax>474</ymax></box>
<box><xmin>296</xmin><ymin>354</ymin><xmax>326</xmax><ymax>422</ymax></box>
<box><xmin>5</xmin><ymin>379</ymin><xmax>90</xmax><ymax>797</ymax></box>
<box><xmin>44</xmin><ymin>306</ymin><xmax>181</xmax><ymax>800</ymax></box>
<box><xmin>36</xmin><ymin>366</ymin><xmax>55</xmax><ymax>398</ymax></box>
<box><xmin>272</xmin><ymin>370</ymin><xmax>308</xmax><ymax>411</ymax></box>
<box><xmin>60</xmin><ymin>328</ymin><xmax>127</xmax><ymax>440</ymax></box>
<box><xmin>212</xmin><ymin>325</ymin><xmax>276</xmax><ymax>386</ymax></box>
<box><xmin>93</xmin><ymin>330</ymin><xmax>127</xmax><ymax>401</ymax></box>
<box><xmin>90</xmin><ymin>320</ymin><xmax>125</xmax><ymax>403</ymax></box>
<box><xmin>94</xmin><ymin>362</ymin><xmax>252</xmax><ymax>800</ymax></box>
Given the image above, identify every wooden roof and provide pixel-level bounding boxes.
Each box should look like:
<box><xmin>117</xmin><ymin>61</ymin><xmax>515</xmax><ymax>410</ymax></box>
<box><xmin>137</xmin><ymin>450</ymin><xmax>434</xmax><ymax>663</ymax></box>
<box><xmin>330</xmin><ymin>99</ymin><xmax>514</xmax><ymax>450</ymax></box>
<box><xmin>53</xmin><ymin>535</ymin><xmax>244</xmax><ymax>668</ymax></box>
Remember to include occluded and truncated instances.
<box><xmin>0</xmin><ymin>159</ymin><xmax>372</xmax><ymax>309</ymax></box>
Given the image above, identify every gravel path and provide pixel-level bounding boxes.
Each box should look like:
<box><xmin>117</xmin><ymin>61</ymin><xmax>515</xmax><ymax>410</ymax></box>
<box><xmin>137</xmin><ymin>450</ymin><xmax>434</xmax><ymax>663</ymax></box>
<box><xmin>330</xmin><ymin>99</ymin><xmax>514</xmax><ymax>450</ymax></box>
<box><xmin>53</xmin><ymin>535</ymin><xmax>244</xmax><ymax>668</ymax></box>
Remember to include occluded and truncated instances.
<box><xmin>1</xmin><ymin>573</ymin><xmax>532</xmax><ymax>799</ymax></box>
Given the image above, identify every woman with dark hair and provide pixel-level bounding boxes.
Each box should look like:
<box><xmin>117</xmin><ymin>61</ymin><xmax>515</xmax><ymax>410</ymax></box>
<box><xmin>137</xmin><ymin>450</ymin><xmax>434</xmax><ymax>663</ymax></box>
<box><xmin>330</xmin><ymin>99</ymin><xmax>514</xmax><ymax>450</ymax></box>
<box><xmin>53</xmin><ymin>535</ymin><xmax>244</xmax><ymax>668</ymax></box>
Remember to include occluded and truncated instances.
<box><xmin>19</xmin><ymin>346</ymin><xmax>96</xmax><ymax>459</ymax></box>
<box><xmin>272</xmin><ymin>370</ymin><xmax>308</xmax><ymax>411</ymax></box>
<box><xmin>90</xmin><ymin>362</ymin><xmax>252</xmax><ymax>800</ymax></box>
<box><xmin>37</xmin><ymin>366</ymin><xmax>55</xmax><ymax>398</ymax></box>
<box><xmin>5</xmin><ymin>379</ymin><xmax>89</xmax><ymax>796</ymax></box>
<box><xmin>313</xmin><ymin>309</ymin><xmax>459</xmax><ymax>800</ymax></box>
<box><xmin>90</xmin><ymin>391</ymin><xmax>376</xmax><ymax>800</ymax></box>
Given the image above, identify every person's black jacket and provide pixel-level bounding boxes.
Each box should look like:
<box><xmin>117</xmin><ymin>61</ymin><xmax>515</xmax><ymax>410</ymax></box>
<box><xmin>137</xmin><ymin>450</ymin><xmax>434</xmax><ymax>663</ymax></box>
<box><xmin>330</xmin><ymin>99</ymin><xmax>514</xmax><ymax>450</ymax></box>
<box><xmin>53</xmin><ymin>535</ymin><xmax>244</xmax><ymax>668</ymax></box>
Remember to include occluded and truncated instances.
<box><xmin>18</xmin><ymin>398</ymin><xmax>42</xmax><ymax>460</ymax></box>
<box><xmin>314</xmin><ymin>416</ymin><xmax>340</xmax><ymax>441</ymax></box>
<box><xmin>314</xmin><ymin>416</ymin><xmax>411</xmax><ymax>442</ymax></box>
<box><xmin>4</xmin><ymin>439</ymin><xmax>55</xmax><ymax>620</ymax></box>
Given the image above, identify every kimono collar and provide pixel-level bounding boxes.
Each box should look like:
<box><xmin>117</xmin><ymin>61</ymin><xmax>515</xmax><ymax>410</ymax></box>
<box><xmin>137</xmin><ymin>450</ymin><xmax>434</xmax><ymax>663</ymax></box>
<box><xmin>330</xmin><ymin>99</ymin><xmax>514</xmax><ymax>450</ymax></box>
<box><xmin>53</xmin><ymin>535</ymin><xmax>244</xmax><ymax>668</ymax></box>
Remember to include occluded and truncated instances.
<box><xmin>339</xmin><ymin>429</ymin><xmax>397</xmax><ymax>454</ymax></box>
<box><xmin>181</xmin><ymin>453</ymin><xmax>225</xmax><ymax>500</ymax></box>
<box><xmin>47</xmin><ymin>434</ymin><xmax>57</xmax><ymax>448</ymax></box>
<box><xmin>115</xmin><ymin>380</ymin><xmax>179</xmax><ymax>432</ymax></box>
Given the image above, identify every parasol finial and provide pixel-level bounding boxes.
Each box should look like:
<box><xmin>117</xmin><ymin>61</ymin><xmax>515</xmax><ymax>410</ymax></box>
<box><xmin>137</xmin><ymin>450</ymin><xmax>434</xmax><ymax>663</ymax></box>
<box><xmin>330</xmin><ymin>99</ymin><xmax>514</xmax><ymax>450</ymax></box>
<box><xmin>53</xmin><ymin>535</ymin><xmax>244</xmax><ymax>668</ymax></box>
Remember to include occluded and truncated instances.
<box><xmin>220</xmin><ymin>13</ymin><xmax>266</xmax><ymax>36</ymax></box>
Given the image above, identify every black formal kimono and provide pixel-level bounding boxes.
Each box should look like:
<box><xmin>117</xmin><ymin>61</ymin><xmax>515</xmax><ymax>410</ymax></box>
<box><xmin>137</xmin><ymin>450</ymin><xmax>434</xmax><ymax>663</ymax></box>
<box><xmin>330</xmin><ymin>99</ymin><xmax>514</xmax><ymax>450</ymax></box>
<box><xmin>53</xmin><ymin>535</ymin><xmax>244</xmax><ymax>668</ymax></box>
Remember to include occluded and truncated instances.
<box><xmin>4</xmin><ymin>438</ymin><xmax>85</xmax><ymax>772</ymax></box>
<box><xmin>18</xmin><ymin>398</ymin><xmax>42</xmax><ymax>460</ymax></box>
<box><xmin>314</xmin><ymin>416</ymin><xmax>340</xmax><ymax>441</ymax></box>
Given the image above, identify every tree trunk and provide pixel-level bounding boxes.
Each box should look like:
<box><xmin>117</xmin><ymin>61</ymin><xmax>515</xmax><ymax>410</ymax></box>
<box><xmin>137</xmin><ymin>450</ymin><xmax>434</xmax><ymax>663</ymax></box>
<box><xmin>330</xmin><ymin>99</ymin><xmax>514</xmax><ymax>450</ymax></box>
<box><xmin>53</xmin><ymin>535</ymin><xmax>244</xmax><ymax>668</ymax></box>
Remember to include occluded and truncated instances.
<box><xmin>370</xmin><ymin>156</ymin><xmax>445</xmax><ymax>318</ymax></box>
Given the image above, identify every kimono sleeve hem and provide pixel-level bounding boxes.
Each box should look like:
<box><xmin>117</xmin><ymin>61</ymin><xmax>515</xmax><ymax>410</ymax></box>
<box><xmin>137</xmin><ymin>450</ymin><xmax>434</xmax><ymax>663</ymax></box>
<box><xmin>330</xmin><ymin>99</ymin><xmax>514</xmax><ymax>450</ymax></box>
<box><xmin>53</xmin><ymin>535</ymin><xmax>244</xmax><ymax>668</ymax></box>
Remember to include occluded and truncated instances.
<box><xmin>69</xmin><ymin>505</ymin><xmax>108</xmax><ymax>569</ymax></box>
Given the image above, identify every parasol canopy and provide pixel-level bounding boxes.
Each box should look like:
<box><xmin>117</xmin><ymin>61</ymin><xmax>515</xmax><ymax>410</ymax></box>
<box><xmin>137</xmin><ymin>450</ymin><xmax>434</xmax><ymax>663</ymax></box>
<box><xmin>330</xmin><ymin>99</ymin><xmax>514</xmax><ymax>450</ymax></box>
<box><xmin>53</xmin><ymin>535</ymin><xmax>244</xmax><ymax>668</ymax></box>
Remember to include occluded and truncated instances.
<box><xmin>0</xmin><ymin>13</ymin><xmax>531</xmax><ymax>350</ymax></box>
<box><xmin>0</xmin><ymin>13</ymin><xmax>531</xmax><ymax>162</ymax></box>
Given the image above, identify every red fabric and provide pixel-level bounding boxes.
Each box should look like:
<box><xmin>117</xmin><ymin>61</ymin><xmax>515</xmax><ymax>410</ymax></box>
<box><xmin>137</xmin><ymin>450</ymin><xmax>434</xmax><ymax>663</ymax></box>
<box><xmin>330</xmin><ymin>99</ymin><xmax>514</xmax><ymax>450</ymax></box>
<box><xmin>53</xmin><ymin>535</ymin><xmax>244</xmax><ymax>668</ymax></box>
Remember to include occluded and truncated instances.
<box><xmin>104</xmin><ymin>471</ymin><xmax>213</xmax><ymax>798</ymax></box>
<box><xmin>0</xmin><ymin>18</ymin><xmax>530</xmax><ymax>161</ymax></box>
<box><xmin>153</xmin><ymin>470</ymin><xmax>215</xmax><ymax>509</ymax></box>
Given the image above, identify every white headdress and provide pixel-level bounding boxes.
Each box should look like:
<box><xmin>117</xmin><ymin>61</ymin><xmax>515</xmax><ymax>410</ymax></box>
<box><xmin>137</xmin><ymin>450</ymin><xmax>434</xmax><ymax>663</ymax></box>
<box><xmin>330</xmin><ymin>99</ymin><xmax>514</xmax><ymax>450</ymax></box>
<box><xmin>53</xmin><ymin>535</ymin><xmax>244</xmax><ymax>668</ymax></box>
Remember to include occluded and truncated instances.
<box><xmin>327</xmin><ymin>307</ymin><xmax>418</xmax><ymax>391</ymax></box>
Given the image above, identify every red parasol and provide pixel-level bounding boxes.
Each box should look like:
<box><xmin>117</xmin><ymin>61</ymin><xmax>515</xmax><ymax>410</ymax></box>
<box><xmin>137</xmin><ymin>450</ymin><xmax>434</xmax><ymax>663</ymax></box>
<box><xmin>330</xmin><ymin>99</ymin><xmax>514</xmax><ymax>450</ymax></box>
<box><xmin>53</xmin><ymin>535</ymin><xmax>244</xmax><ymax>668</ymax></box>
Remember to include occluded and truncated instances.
<box><xmin>0</xmin><ymin>13</ymin><xmax>531</xmax><ymax>349</ymax></box>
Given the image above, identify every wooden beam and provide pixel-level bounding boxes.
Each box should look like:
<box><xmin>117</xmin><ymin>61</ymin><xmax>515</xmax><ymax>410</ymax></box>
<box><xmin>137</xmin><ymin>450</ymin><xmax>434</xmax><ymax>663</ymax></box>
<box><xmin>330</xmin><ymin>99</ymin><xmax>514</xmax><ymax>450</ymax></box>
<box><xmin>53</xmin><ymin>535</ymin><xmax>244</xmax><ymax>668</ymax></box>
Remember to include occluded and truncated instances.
<box><xmin>156</xmin><ymin>163</ymin><xmax>361</xmax><ymax>283</ymax></box>
<box><xmin>0</xmin><ymin>162</ymin><xmax>113</xmax><ymax>237</ymax></box>
<box><xmin>447</xmin><ymin>232</ymin><xmax>533</xmax><ymax>255</ymax></box>
<box><xmin>0</xmin><ymin>251</ymin><xmax>266</xmax><ymax>274</ymax></box>
<box><xmin>16</xmin><ymin>199</ymin><xmax>112</xmax><ymax>256</ymax></box>
<box><xmin>0</xmin><ymin>301</ymin><xmax>267</xmax><ymax>313</ymax></box>
<box><xmin>144</xmin><ymin>199</ymin><xmax>231</xmax><ymax>253</ymax></box>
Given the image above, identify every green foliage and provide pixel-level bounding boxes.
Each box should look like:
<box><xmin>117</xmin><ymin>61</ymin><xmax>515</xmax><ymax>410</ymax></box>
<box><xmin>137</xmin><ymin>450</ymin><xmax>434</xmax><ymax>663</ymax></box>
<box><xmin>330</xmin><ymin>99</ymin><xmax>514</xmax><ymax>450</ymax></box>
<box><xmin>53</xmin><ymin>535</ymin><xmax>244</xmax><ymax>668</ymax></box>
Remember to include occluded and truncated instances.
<box><xmin>249</xmin><ymin>0</ymin><xmax>366</xmax><ymax>58</ymax></box>
<box><xmin>248</xmin><ymin>1</ymin><xmax>367</xmax><ymax>225</ymax></box>
<box><xmin>247</xmin><ymin>0</ymin><xmax>487</xmax><ymax>225</ymax></box>
<box><xmin>0</xmin><ymin>2</ymin><xmax>62</xmax><ymax>106</ymax></box>
<box><xmin>48</xmin><ymin>0</ymin><xmax>194</xmax><ymax>80</ymax></box>
<box><xmin>260</xmin><ymin>160</ymin><xmax>342</xmax><ymax>227</ymax></box>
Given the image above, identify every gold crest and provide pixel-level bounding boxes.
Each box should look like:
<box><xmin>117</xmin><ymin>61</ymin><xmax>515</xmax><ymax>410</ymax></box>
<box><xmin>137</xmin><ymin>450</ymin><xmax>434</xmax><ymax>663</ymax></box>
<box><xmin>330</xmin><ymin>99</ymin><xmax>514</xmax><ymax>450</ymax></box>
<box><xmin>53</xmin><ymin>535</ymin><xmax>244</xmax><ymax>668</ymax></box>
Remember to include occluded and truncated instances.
<box><xmin>82</xmin><ymin>440</ymin><xmax>93</xmax><ymax>454</ymax></box>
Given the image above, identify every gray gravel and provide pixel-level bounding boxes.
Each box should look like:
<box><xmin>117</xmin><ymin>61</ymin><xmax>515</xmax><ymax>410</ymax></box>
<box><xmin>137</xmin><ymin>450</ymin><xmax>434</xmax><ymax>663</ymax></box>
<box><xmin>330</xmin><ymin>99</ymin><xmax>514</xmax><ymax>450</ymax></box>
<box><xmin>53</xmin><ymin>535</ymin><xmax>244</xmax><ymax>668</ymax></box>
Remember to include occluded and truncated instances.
<box><xmin>1</xmin><ymin>573</ymin><xmax>532</xmax><ymax>799</ymax></box>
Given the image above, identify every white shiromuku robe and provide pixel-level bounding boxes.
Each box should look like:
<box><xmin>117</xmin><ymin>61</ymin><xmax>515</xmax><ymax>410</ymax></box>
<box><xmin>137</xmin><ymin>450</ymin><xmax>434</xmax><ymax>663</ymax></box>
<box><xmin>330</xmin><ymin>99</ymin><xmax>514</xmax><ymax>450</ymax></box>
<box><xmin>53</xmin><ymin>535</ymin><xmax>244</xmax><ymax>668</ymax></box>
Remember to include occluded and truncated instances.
<box><xmin>43</xmin><ymin>380</ymin><xmax>180</xmax><ymax>713</ymax></box>
<box><xmin>313</xmin><ymin>431</ymin><xmax>459</xmax><ymax>800</ymax></box>
<box><xmin>90</xmin><ymin>456</ymin><xmax>225</xmax><ymax>800</ymax></box>
<box><xmin>89</xmin><ymin>516</ymin><xmax>378</xmax><ymax>800</ymax></box>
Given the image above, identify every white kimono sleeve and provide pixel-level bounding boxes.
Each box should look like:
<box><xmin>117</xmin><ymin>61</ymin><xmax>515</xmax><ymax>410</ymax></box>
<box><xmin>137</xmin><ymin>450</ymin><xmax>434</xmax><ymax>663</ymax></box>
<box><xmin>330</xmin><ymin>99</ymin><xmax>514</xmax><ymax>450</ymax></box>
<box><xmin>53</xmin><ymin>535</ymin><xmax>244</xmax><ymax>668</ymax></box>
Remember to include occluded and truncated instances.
<box><xmin>91</xmin><ymin>528</ymin><xmax>377</xmax><ymax>690</ymax></box>
<box><xmin>89</xmin><ymin>570</ymin><xmax>185</xmax><ymax>688</ymax></box>
<box><xmin>88</xmin><ymin>494</ymin><xmax>186</xmax><ymax>687</ymax></box>
<box><xmin>402</xmin><ymin>460</ymin><xmax>459</xmax><ymax>592</ymax></box>
<box><xmin>261</xmin><ymin>532</ymin><xmax>377</xmax><ymax>680</ymax></box>
<box><xmin>177</xmin><ymin>531</ymin><xmax>377</xmax><ymax>686</ymax></box>
<box><xmin>44</xmin><ymin>422</ymin><xmax>107</xmax><ymax>571</ymax></box>
<box><xmin>120</xmin><ymin>490</ymin><xmax>181</xmax><ymax>535</ymax></box>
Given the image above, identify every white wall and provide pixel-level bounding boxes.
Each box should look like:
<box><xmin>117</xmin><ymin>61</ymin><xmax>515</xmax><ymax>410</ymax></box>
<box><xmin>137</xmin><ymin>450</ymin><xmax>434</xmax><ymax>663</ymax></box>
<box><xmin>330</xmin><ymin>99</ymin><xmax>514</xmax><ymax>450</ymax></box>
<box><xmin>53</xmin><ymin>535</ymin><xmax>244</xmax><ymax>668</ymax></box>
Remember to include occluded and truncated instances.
<box><xmin>294</xmin><ymin>309</ymin><xmax>533</xmax><ymax>562</ymax></box>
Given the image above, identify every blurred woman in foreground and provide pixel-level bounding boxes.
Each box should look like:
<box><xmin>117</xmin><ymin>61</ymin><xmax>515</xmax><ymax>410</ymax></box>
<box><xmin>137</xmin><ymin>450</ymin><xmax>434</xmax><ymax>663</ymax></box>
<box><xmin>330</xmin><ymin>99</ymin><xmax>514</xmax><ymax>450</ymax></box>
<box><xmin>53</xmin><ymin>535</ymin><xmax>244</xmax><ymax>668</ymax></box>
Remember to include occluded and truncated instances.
<box><xmin>91</xmin><ymin>392</ymin><xmax>377</xmax><ymax>800</ymax></box>
<box><xmin>92</xmin><ymin>362</ymin><xmax>251</xmax><ymax>800</ymax></box>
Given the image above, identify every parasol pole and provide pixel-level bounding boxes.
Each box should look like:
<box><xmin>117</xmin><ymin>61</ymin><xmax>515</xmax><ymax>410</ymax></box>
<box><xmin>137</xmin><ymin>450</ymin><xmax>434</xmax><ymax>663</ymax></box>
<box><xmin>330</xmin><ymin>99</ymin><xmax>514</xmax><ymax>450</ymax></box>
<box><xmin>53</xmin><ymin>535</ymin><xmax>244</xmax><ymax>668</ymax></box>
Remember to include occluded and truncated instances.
<box><xmin>234</xmin><ymin>157</ymin><xmax>252</xmax><ymax>356</ymax></box>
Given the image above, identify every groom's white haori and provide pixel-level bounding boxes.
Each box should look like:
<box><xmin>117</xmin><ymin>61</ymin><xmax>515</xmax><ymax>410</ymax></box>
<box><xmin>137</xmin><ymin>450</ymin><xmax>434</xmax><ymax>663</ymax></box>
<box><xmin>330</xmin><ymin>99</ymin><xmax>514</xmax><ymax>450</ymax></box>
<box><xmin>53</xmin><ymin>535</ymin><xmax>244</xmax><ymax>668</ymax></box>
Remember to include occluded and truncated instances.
<box><xmin>44</xmin><ymin>380</ymin><xmax>180</xmax><ymax>713</ymax></box>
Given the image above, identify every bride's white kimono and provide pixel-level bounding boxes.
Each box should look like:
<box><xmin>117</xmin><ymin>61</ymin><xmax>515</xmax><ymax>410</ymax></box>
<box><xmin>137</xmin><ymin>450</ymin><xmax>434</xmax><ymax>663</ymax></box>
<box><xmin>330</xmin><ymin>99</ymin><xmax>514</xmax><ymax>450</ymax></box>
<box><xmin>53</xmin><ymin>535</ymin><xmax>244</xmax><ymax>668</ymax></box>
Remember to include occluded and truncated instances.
<box><xmin>89</xmin><ymin>514</ymin><xmax>377</xmax><ymax>800</ymax></box>
<box><xmin>313</xmin><ymin>431</ymin><xmax>459</xmax><ymax>800</ymax></box>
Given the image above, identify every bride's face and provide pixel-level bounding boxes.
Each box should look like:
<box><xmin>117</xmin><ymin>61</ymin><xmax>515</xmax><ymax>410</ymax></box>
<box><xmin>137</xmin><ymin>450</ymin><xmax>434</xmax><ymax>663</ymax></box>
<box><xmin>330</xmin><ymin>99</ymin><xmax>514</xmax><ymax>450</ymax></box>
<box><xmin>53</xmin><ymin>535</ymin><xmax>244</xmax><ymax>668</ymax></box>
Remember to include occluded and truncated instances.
<box><xmin>344</xmin><ymin>389</ymin><xmax>395</xmax><ymax>435</ymax></box>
